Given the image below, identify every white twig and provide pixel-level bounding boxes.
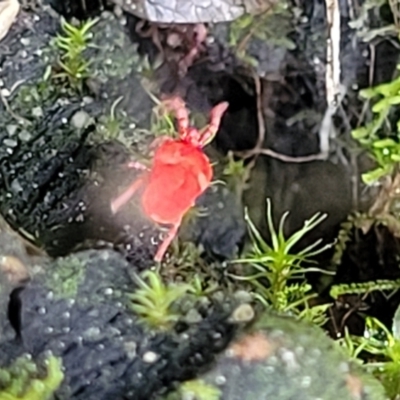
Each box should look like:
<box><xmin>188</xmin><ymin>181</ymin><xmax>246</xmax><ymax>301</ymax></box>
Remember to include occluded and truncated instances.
<box><xmin>325</xmin><ymin>0</ymin><xmax>341</xmax><ymax>108</ymax></box>
<box><xmin>318</xmin><ymin>83</ymin><xmax>347</xmax><ymax>158</ymax></box>
<box><xmin>319</xmin><ymin>0</ymin><xmax>342</xmax><ymax>157</ymax></box>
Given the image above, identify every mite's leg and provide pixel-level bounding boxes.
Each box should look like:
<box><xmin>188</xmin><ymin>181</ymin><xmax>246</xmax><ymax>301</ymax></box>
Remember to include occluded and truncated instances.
<box><xmin>199</xmin><ymin>102</ymin><xmax>229</xmax><ymax>145</ymax></box>
<box><xmin>153</xmin><ymin>220</ymin><xmax>181</xmax><ymax>262</ymax></box>
<box><xmin>111</xmin><ymin>176</ymin><xmax>145</xmax><ymax>214</ymax></box>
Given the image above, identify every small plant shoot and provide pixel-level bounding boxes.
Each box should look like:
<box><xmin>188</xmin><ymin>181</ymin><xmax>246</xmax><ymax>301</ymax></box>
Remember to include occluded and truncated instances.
<box><xmin>128</xmin><ymin>270</ymin><xmax>191</xmax><ymax>330</ymax></box>
<box><xmin>339</xmin><ymin>315</ymin><xmax>400</xmax><ymax>399</ymax></box>
<box><xmin>352</xmin><ymin>69</ymin><xmax>400</xmax><ymax>184</ymax></box>
<box><xmin>230</xmin><ymin>199</ymin><xmax>332</xmax><ymax>324</ymax></box>
<box><xmin>52</xmin><ymin>17</ymin><xmax>99</xmax><ymax>92</ymax></box>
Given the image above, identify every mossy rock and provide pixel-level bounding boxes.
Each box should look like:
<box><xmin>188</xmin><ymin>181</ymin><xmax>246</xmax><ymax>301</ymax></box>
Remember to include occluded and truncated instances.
<box><xmin>192</xmin><ymin>313</ymin><xmax>386</xmax><ymax>400</ymax></box>
<box><xmin>0</xmin><ymin>247</ymin><xmax>239</xmax><ymax>400</ymax></box>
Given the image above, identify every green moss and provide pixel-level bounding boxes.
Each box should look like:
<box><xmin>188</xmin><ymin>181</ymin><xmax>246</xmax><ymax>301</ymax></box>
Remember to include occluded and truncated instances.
<box><xmin>221</xmin><ymin>151</ymin><xmax>252</xmax><ymax>199</ymax></box>
<box><xmin>1</xmin><ymin>79</ymin><xmax>59</xmax><ymax>132</ymax></box>
<box><xmin>45</xmin><ymin>256</ymin><xmax>85</xmax><ymax>299</ymax></box>
<box><xmin>156</xmin><ymin>240</ymin><xmax>224</xmax><ymax>306</ymax></box>
<box><xmin>162</xmin><ymin>379</ymin><xmax>221</xmax><ymax>400</ymax></box>
<box><xmin>93</xmin><ymin>96</ymin><xmax>145</xmax><ymax>147</ymax></box>
<box><xmin>352</xmin><ymin>68</ymin><xmax>400</xmax><ymax>184</ymax></box>
<box><xmin>180</xmin><ymin>380</ymin><xmax>221</xmax><ymax>400</ymax></box>
<box><xmin>128</xmin><ymin>270</ymin><xmax>191</xmax><ymax>331</ymax></box>
<box><xmin>230</xmin><ymin>199</ymin><xmax>331</xmax><ymax>325</ymax></box>
<box><xmin>51</xmin><ymin>18</ymin><xmax>99</xmax><ymax>93</ymax></box>
<box><xmin>0</xmin><ymin>9</ymin><xmax>156</xmax><ymax>158</ymax></box>
<box><xmin>338</xmin><ymin>314</ymin><xmax>400</xmax><ymax>400</ymax></box>
<box><xmin>0</xmin><ymin>354</ymin><xmax>64</xmax><ymax>400</ymax></box>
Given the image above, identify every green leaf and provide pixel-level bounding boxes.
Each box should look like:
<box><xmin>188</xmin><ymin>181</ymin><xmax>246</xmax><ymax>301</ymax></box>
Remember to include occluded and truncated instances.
<box><xmin>372</xmin><ymin>98</ymin><xmax>392</xmax><ymax>113</ymax></box>
<box><xmin>373</xmin><ymin>78</ymin><xmax>400</xmax><ymax>97</ymax></box>
<box><xmin>359</xmin><ymin>87</ymin><xmax>378</xmax><ymax>99</ymax></box>
<box><xmin>389</xmin><ymin>95</ymin><xmax>400</xmax><ymax>105</ymax></box>
<box><xmin>392</xmin><ymin>302</ymin><xmax>400</xmax><ymax>341</ymax></box>
<box><xmin>372</xmin><ymin>138</ymin><xmax>397</xmax><ymax>148</ymax></box>
<box><xmin>391</xmin><ymin>153</ymin><xmax>400</xmax><ymax>162</ymax></box>
<box><xmin>351</xmin><ymin>126</ymin><xmax>370</xmax><ymax>140</ymax></box>
<box><xmin>362</xmin><ymin>167</ymin><xmax>391</xmax><ymax>185</ymax></box>
<box><xmin>232</xmin><ymin>199</ymin><xmax>330</xmax><ymax>317</ymax></box>
<box><xmin>234</xmin><ymin>14</ymin><xmax>253</xmax><ymax>29</ymax></box>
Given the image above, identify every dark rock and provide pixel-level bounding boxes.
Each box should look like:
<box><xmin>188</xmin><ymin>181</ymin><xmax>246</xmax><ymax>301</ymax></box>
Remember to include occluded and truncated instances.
<box><xmin>0</xmin><ymin>6</ymin><xmax>159</xmax><ymax>264</ymax></box>
<box><xmin>181</xmin><ymin>185</ymin><xmax>246</xmax><ymax>260</ymax></box>
<box><xmin>0</xmin><ymin>215</ymin><xmax>37</xmax><ymax>341</ymax></box>
<box><xmin>0</xmin><ymin>248</ymin><xmax>237</xmax><ymax>399</ymax></box>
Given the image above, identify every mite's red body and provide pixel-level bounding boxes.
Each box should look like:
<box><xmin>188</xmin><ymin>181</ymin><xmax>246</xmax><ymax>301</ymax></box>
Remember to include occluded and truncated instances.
<box><xmin>111</xmin><ymin>96</ymin><xmax>229</xmax><ymax>262</ymax></box>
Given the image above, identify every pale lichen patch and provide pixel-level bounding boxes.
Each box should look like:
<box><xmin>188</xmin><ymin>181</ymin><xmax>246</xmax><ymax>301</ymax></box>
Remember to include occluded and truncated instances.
<box><xmin>346</xmin><ymin>374</ymin><xmax>363</xmax><ymax>400</ymax></box>
<box><xmin>229</xmin><ymin>332</ymin><xmax>275</xmax><ymax>362</ymax></box>
<box><xmin>0</xmin><ymin>255</ymin><xmax>29</xmax><ymax>284</ymax></box>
